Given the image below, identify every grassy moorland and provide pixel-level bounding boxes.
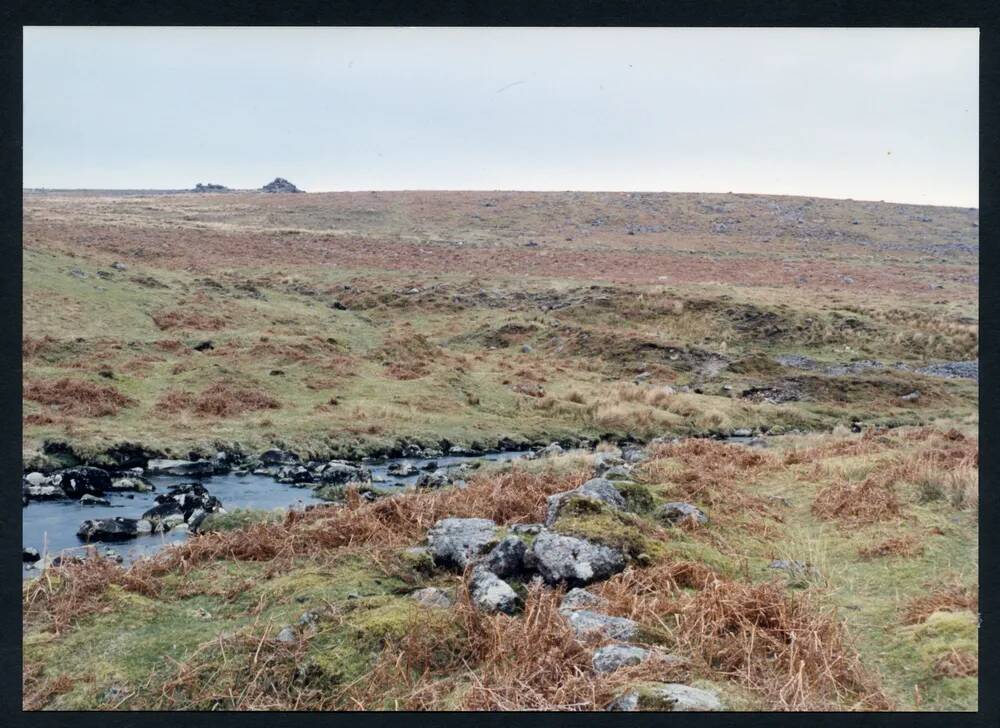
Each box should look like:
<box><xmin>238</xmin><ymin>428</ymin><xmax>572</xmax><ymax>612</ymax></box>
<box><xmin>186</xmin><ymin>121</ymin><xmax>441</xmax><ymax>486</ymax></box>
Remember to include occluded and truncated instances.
<box><xmin>22</xmin><ymin>190</ymin><xmax>978</xmax><ymax>711</ymax></box>
<box><xmin>23</xmin><ymin>190</ymin><xmax>977</xmax><ymax>464</ymax></box>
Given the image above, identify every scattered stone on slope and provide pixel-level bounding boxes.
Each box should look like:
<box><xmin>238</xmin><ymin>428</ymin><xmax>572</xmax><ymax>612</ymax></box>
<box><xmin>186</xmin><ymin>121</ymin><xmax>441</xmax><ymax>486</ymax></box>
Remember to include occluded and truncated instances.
<box><xmin>528</xmin><ymin>531</ymin><xmax>625</xmax><ymax>586</ymax></box>
<box><xmin>470</xmin><ymin>566</ymin><xmax>520</xmax><ymax>614</ymax></box>
<box><xmin>559</xmin><ymin>587</ymin><xmax>607</xmax><ymax>613</ymax></box>
<box><xmin>426</xmin><ymin>517</ymin><xmax>499</xmax><ymax>569</ymax></box>
<box><xmin>563</xmin><ymin>609</ymin><xmax>638</xmax><ymax>641</ymax></box>
<box><xmin>655</xmin><ymin>502</ymin><xmax>708</xmax><ymax>527</ymax></box>
<box><xmin>608</xmin><ymin>683</ymin><xmax>724</xmax><ymax>711</ymax></box>
<box><xmin>592</xmin><ymin>644</ymin><xmax>687</xmax><ymax>673</ymax></box>
<box><xmin>409</xmin><ymin>587</ymin><xmax>453</xmax><ymax>609</ymax></box>
<box><xmin>545</xmin><ymin>477</ymin><xmax>626</xmax><ymax>525</ymax></box>
<box><xmin>483</xmin><ymin>535</ymin><xmax>528</xmax><ymax>578</ymax></box>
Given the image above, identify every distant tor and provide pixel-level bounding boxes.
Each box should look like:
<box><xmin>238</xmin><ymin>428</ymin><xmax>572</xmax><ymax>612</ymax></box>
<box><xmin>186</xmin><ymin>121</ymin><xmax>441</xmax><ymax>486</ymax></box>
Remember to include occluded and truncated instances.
<box><xmin>261</xmin><ymin>177</ymin><xmax>303</xmax><ymax>193</ymax></box>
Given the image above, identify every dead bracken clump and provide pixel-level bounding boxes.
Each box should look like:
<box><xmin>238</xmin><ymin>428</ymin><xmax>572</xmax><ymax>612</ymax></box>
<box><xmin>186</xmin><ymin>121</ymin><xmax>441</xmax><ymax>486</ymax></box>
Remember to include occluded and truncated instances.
<box><xmin>375</xmin><ymin>333</ymin><xmax>440</xmax><ymax>380</ymax></box>
<box><xmin>150</xmin><ymin>308</ymin><xmax>226</xmax><ymax>331</ymax></box>
<box><xmin>902</xmin><ymin>584</ymin><xmax>978</xmax><ymax>625</ymax></box>
<box><xmin>22</xmin><ymin>335</ymin><xmax>61</xmax><ymax>360</ymax></box>
<box><xmin>24</xmin><ymin>377</ymin><xmax>136</xmax><ymax>417</ymax></box>
<box><xmin>592</xmin><ymin>562</ymin><xmax>715</xmax><ymax>623</ymax></box>
<box><xmin>156</xmin><ymin>383</ymin><xmax>281</xmax><ymax>417</ymax></box>
<box><xmin>674</xmin><ymin>580</ymin><xmax>891</xmax><ymax>711</ymax></box>
<box><xmin>641</xmin><ymin>438</ymin><xmax>780</xmax><ymax>520</ymax></box>
<box><xmin>22</xmin><ymin>552</ymin><xmax>160</xmax><ymax>635</ymax></box>
<box><xmin>932</xmin><ymin>650</ymin><xmax>978</xmax><ymax>678</ymax></box>
<box><xmin>857</xmin><ymin>534</ymin><xmax>925</xmax><ymax>560</ymax></box>
<box><xmin>812</xmin><ymin>475</ymin><xmax>901</xmax><ymax>524</ymax></box>
<box><xmin>22</xmin><ymin>664</ymin><xmax>75</xmax><ymax>712</ymax></box>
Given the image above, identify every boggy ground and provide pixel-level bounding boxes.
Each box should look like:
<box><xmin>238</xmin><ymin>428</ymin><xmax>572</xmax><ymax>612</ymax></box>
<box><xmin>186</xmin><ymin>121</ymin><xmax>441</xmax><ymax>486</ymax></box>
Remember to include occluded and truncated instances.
<box><xmin>24</xmin><ymin>427</ymin><xmax>978</xmax><ymax>711</ymax></box>
<box><xmin>23</xmin><ymin>190</ymin><xmax>977</xmax><ymax>466</ymax></box>
<box><xmin>22</xmin><ymin>190</ymin><xmax>978</xmax><ymax>711</ymax></box>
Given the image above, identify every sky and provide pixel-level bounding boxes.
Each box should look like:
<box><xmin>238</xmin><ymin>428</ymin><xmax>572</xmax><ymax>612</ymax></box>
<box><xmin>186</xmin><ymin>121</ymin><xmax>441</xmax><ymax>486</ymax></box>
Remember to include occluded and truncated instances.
<box><xmin>23</xmin><ymin>27</ymin><xmax>979</xmax><ymax>206</ymax></box>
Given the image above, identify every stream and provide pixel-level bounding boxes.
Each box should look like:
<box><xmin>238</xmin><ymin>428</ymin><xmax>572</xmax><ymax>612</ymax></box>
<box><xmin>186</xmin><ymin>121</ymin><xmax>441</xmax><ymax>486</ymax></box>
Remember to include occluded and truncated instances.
<box><xmin>22</xmin><ymin>450</ymin><xmax>532</xmax><ymax>578</ymax></box>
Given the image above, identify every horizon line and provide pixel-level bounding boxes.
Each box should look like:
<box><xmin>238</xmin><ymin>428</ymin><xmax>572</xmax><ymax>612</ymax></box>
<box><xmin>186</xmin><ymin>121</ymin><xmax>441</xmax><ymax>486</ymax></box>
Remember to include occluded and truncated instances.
<box><xmin>21</xmin><ymin>187</ymin><xmax>979</xmax><ymax>210</ymax></box>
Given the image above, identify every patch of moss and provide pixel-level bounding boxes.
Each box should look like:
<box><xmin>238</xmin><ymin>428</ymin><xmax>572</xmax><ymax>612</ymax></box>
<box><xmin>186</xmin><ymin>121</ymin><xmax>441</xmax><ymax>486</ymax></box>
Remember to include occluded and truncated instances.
<box><xmin>552</xmin><ymin>498</ymin><xmax>667</xmax><ymax>562</ymax></box>
<box><xmin>910</xmin><ymin>611</ymin><xmax>978</xmax><ymax>667</ymax></box>
<box><xmin>659</xmin><ymin>533</ymin><xmax>736</xmax><ymax>577</ymax></box>
<box><xmin>346</xmin><ymin>596</ymin><xmax>456</xmax><ymax>647</ymax></box>
<box><xmin>397</xmin><ymin>547</ymin><xmax>435</xmax><ymax>576</ymax></box>
<box><xmin>616</xmin><ymin>481</ymin><xmax>657</xmax><ymax>514</ymax></box>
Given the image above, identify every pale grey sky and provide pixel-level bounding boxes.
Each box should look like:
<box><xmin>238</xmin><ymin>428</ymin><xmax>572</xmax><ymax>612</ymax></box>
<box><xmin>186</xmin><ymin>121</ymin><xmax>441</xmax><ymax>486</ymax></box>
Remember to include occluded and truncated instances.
<box><xmin>23</xmin><ymin>27</ymin><xmax>979</xmax><ymax>206</ymax></box>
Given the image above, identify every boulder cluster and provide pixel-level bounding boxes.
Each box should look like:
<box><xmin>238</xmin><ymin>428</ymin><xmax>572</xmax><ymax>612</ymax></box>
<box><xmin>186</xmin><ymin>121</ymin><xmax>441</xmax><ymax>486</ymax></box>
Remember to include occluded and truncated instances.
<box><xmin>403</xmin><ymin>450</ymin><xmax>721</xmax><ymax>710</ymax></box>
<box><xmin>22</xmin><ymin>466</ymin><xmax>155</xmax><ymax>504</ymax></box>
<box><xmin>77</xmin><ymin>481</ymin><xmax>224</xmax><ymax>542</ymax></box>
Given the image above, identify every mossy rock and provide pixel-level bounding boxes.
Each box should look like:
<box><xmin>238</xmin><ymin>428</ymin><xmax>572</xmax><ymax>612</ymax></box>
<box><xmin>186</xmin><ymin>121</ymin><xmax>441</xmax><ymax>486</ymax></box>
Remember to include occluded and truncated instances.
<box><xmin>616</xmin><ymin>481</ymin><xmax>657</xmax><ymax>514</ymax></box>
<box><xmin>398</xmin><ymin>546</ymin><xmax>435</xmax><ymax>575</ymax></box>
<box><xmin>553</xmin><ymin>501</ymin><xmax>667</xmax><ymax>562</ymax></box>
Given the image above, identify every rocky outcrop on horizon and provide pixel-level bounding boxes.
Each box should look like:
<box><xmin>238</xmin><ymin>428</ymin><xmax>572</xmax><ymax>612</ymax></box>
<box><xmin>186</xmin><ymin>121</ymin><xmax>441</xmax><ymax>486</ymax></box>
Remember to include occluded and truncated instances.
<box><xmin>260</xmin><ymin>177</ymin><xmax>303</xmax><ymax>193</ymax></box>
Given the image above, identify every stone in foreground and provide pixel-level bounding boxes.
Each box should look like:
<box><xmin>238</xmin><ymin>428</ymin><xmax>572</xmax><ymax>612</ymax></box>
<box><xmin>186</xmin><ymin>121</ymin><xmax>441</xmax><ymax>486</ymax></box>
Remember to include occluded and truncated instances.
<box><xmin>410</xmin><ymin>587</ymin><xmax>453</xmax><ymax>609</ymax></box>
<box><xmin>564</xmin><ymin>609</ymin><xmax>638</xmax><ymax>641</ymax></box>
<box><xmin>608</xmin><ymin>683</ymin><xmax>723</xmax><ymax>711</ymax></box>
<box><xmin>655</xmin><ymin>502</ymin><xmax>708</xmax><ymax>527</ymax></box>
<box><xmin>426</xmin><ymin>517</ymin><xmax>499</xmax><ymax>568</ymax></box>
<box><xmin>592</xmin><ymin>644</ymin><xmax>688</xmax><ymax>673</ymax></box>
<box><xmin>529</xmin><ymin>531</ymin><xmax>625</xmax><ymax>586</ymax></box>
<box><xmin>545</xmin><ymin>477</ymin><xmax>626</xmax><ymax>525</ymax></box>
<box><xmin>483</xmin><ymin>535</ymin><xmax>528</xmax><ymax>578</ymax></box>
<box><xmin>559</xmin><ymin>587</ymin><xmax>607</xmax><ymax>613</ymax></box>
<box><xmin>470</xmin><ymin>566</ymin><xmax>520</xmax><ymax>614</ymax></box>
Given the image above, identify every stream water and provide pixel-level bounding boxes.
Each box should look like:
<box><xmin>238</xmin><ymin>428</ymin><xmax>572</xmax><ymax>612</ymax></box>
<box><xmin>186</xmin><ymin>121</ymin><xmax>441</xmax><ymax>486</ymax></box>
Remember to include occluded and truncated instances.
<box><xmin>22</xmin><ymin>450</ymin><xmax>531</xmax><ymax>579</ymax></box>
